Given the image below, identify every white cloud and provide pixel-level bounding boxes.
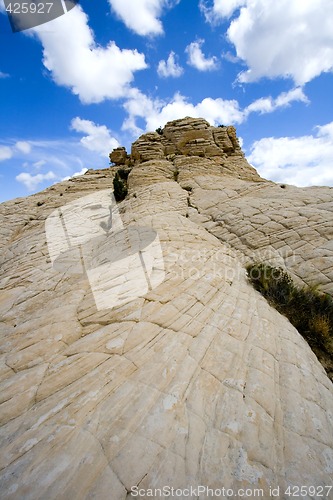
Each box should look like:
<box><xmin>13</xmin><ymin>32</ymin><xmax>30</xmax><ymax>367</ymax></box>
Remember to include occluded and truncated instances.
<box><xmin>123</xmin><ymin>90</ymin><xmax>244</xmax><ymax>134</ymax></box>
<box><xmin>122</xmin><ymin>89</ymin><xmax>160</xmax><ymax>136</ymax></box>
<box><xmin>221</xmin><ymin>51</ymin><xmax>240</xmax><ymax>64</ymax></box>
<box><xmin>185</xmin><ymin>39</ymin><xmax>219</xmax><ymax>71</ymax></box>
<box><xmin>15</xmin><ymin>141</ymin><xmax>32</xmax><ymax>154</ymax></box>
<box><xmin>123</xmin><ymin>87</ymin><xmax>310</xmax><ymax>135</ymax></box>
<box><xmin>245</xmin><ymin>87</ymin><xmax>309</xmax><ymax>115</ymax></box>
<box><xmin>194</xmin><ymin>96</ymin><xmax>244</xmax><ymax>125</ymax></box>
<box><xmin>0</xmin><ymin>146</ymin><xmax>12</xmax><ymax>162</ymax></box>
<box><xmin>16</xmin><ymin>171</ymin><xmax>57</xmax><ymax>191</ymax></box>
<box><xmin>1</xmin><ymin>133</ymin><xmax>114</xmax><ymax>198</ymax></box>
<box><xmin>157</xmin><ymin>52</ymin><xmax>184</xmax><ymax>78</ymax></box>
<box><xmin>317</xmin><ymin>122</ymin><xmax>333</xmax><ymax>139</ymax></box>
<box><xmin>248</xmin><ymin>121</ymin><xmax>333</xmax><ymax>187</ymax></box>
<box><xmin>200</xmin><ymin>0</ymin><xmax>246</xmax><ymax>22</ymax></box>
<box><xmin>31</xmin><ymin>6</ymin><xmax>147</xmax><ymax>103</ymax></box>
<box><xmin>71</xmin><ymin>117</ymin><xmax>119</xmax><ymax>156</ymax></box>
<box><xmin>33</xmin><ymin>160</ymin><xmax>47</xmax><ymax>169</ymax></box>
<box><xmin>0</xmin><ymin>71</ymin><xmax>9</xmax><ymax>79</ymax></box>
<box><xmin>226</xmin><ymin>0</ymin><xmax>333</xmax><ymax>85</ymax></box>
<box><xmin>19</xmin><ymin>140</ymin><xmax>85</xmax><ymax>174</ymax></box>
<box><xmin>108</xmin><ymin>0</ymin><xmax>180</xmax><ymax>36</ymax></box>
<box><xmin>245</xmin><ymin>97</ymin><xmax>274</xmax><ymax>115</ymax></box>
<box><xmin>62</xmin><ymin>167</ymin><xmax>88</xmax><ymax>181</ymax></box>
<box><xmin>12</xmin><ymin>137</ymin><xmax>109</xmax><ymax>177</ymax></box>
<box><xmin>275</xmin><ymin>88</ymin><xmax>309</xmax><ymax>108</ymax></box>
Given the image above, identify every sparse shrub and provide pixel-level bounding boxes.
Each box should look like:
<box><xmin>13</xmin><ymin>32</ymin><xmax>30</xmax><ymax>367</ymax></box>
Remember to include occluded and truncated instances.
<box><xmin>113</xmin><ymin>171</ymin><xmax>128</xmax><ymax>202</ymax></box>
<box><xmin>156</xmin><ymin>126</ymin><xmax>163</xmax><ymax>135</ymax></box>
<box><xmin>247</xmin><ymin>264</ymin><xmax>295</xmax><ymax>306</ymax></box>
<box><xmin>112</xmin><ymin>167</ymin><xmax>132</xmax><ymax>202</ymax></box>
<box><xmin>246</xmin><ymin>263</ymin><xmax>333</xmax><ymax>379</ymax></box>
<box><xmin>117</xmin><ymin>168</ymin><xmax>130</xmax><ymax>181</ymax></box>
<box><xmin>309</xmin><ymin>316</ymin><xmax>331</xmax><ymax>346</ymax></box>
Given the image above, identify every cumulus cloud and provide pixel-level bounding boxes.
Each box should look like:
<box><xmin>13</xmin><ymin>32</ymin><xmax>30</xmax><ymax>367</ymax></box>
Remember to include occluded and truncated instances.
<box><xmin>123</xmin><ymin>87</ymin><xmax>310</xmax><ymax>135</ymax></box>
<box><xmin>248</xmin><ymin>121</ymin><xmax>333</xmax><ymax>187</ymax></box>
<box><xmin>122</xmin><ymin>89</ymin><xmax>160</xmax><ymax>135</ymax></box>
<box><xmin>16</xmin><ymin>171</ymin><xmax>57</xmax><ymax>191</ymax></box>
<box><xmin>157</xmin><ymin>52</ymin><xmax>184</xmax><ymax>78</ymax></box>
<box><xmin>0</xmin><ymin>141</ymin><xmax>37</xmax><ymax>163</ymax></box>
<box><xmin>0</xmin><ymin>146</ymin><xmax>12</xmax><ymax>162</ymax></box>
<box><xmin>245</xmin><ymin>87</ymin><xmax>309</xmax><ymax>115</ymax></box>
<box><xmin>15</xmin><ymin>141</ymin><xmax>32</xmax><ymax>154</ymax></box>
<box><xmin>71</xmin><ymin>117</ymin><xmax>119</xmax><ymax>156</ymax></box>
<box><xmin>123</xmin><ymin>89</ymin><xmax>243</xmax><ymax>134</ymax></box>
<box><xmin>108</xmin><ymin>0</ymin><xmax>180</xmax><ymax>36</ymax></box>
<box><xmin>62</xmin><ymin>167</ymin><xmax>88</xmax><ymax>181</ymax></box>
<box><xmin>224</xmin><ymin>0</ymin><xmax>333</xmax><ymax>85</ymax></box>
<box><xmin>31</xmin><ymin>6</ymin><xmax>147</xmax><ymax>103</ymax></box>
<box><xmin>200</xmin><ymin>0</ymin><xmax>246</xmax><ymax>22</ymax></box>
<box><xmin>185</xmin><ymin>39</ymin><xmax>219</xmax><ymax>71</ymax></box>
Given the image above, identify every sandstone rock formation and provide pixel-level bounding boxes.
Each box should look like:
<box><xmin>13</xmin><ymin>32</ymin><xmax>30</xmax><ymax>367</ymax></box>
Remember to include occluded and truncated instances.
<box><xmin>109</xmin><ymin>147</ymin><xmax>129</xmax><ymax>166</ymax></box>
<box><xmin>131</xmin><ymin>118</ymin><xmax>260</xmax><ymax>182</ymax></box>
<box><xmin>0</xmin><ymin>117</ymin><xmax>332</xmax><ymax>499</ymax></box>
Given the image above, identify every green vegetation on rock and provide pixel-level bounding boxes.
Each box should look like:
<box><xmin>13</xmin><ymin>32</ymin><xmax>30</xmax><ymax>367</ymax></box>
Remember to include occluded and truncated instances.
<box><xmin>246</xmin><ymin>263</ymin><xmax>333</xmax><ymax>380</ymax></box>
<box><xmin>113</xmin><ymin>168</ymin><xmax>130</xmax><ymax>202</ymax></box>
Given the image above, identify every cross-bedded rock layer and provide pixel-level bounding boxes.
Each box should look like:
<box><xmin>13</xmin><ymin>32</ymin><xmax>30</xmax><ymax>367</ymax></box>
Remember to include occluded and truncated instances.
<box><xmin>0</xmin><ymin>118</ymin><xmax>332</xmax><ymax>498</ymax></box>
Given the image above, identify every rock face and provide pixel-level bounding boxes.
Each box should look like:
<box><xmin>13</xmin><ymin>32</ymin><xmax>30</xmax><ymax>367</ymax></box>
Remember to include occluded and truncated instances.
<box><xmin>131</xmin><ymin>117</ymin><xmax>260</xmax><ymax>181</ymax></box>
<box><xmin>109</xmin><ymin>147</ymin><xmax>129</xmax><ymax>166</ymax></box>
<box><xmin>0</xmin><ymin>118</ymin><xmax>333</xmax><ymax>499</ymax></box>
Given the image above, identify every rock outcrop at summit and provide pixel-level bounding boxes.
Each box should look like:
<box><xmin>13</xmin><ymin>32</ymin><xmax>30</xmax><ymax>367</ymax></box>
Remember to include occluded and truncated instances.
<box><xmin>0</xmin><ymin>117</ymin><xmax>333</xmax><ymax>499</ymax></box>
<box><xmin>130</xmin><ymin>117</ymin><xmax>261</xmax><ymax>182</ymax></box>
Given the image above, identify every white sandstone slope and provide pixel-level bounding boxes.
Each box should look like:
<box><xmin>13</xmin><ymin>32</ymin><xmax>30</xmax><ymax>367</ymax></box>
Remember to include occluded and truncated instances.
<box><xmin>0</xmin><ymin>118</ymin><xmax>332</xmax><ymax>499</ymax></box>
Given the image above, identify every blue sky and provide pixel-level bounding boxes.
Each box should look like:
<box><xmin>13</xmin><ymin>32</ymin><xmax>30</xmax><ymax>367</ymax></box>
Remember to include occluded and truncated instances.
<box><xmin>0</xmin><ymin>0</ymin><xmax>333</xmax><ymax>202</ymax></box>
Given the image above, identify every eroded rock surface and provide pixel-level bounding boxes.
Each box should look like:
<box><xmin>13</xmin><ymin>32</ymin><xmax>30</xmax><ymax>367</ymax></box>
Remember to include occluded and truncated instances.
<box><xmin>110</xmin><ymin>147</ymin><xmax>128</xmax><ymax>166</ymax></box>
<box><xmin>0</xmin><ymin>118</ymin><xmax>333</xmax><ymax>499</ymax></box>
<box><xmin>131</xmin><ymin>117</ymin><xmax>260</xmax><ymax>182</ymax></box>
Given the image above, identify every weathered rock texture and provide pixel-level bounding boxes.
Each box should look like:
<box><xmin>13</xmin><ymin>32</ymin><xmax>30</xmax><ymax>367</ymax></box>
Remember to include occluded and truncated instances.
<box><xmin>0</xmin><ymin>117</ymin><xmax>333</xmax><ymax>499</ymax></box>
<box><xmin>131</xmin><ymin>118</ymin><xmax>260</xmax><ymax>182</ymax></box>
<box><xmin>109</xmin><ymin>147</ymin><xmax>129</xmax><ymax>166</ymax></box>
